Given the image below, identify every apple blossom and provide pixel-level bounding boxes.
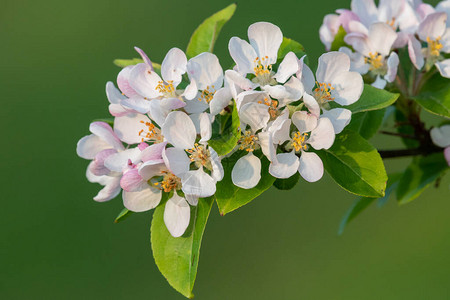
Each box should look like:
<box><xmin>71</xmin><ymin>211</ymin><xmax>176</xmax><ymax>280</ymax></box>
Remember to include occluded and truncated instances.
<box><xmin>430</xmin><ymin>125</ymin><xmax>450</xmax><ymax>166</ymax></box>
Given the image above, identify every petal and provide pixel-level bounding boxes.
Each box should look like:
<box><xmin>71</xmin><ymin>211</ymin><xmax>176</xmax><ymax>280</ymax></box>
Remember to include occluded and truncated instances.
<box><xmin>123</xmin><ymin>186</ymin><xmax>162</xmax><ymax>212</ymax></box>
<box><xmin>302</xmin><ymin>93</ymin><xmax>321</xmax><ymax>117</ymax></box>
<box><xmin>283</xmin><ymin>76</ymin><xmax>305</xmax><ymax>102</ymax></box>
<box><xmin>417</xmin><ymin>12</ymin><xmax>447</xmax><ymax>41</ymax></box>
<box><xmin>298</xmin><ymin>151</ymin><xmax>324</xmax><ymax>182</ymax></box>
<box><xmin>210</xmin><ymin>87</ymin><xmax>232</xmax><ymax>116</ymax></box>
<box><xmin>235</xmin><ymin>90</ymin><xmax>267</xmax><ymax>111</ymax></box>
<box><xmin>120</xmin><ymin>96</ymin><xmax>151</xmax><ymax>114</ymax></box>
<box><xmin>185</xmin><ymin>194</ymin><xmax>199</xmax><ymax>206</ymax></box>
<box><xmin>134</xmin><ymin>46</ymin><xmax>153</xmax><ymax>67</ymax></box>
<box><xmin>138</xmin><ymin>160</ymin><xmax>166</xmax><ymax>181</ymax></box>
<box><xmin>296</xmin><ymin>55</ymin><xmax>316</xmax><ymax>93</ymax></box>
<box><xmin>430</xmin><ymin>125</ymin><xmax>450</xmax><ymax>148</ymax></box>
<box><xmin>77</xmin><ymin>134</ymin><xmax>111</xmax><ymax>160</ymax></box>
<box><xmin>141</xmin><ymin>141</ymin><xmax>167</xmax><ymax>162</ymax></box>
<box><xmin>321</xmin><ymin>108</ymin><xmax>352</xmax><ymax>134</ymax></box>
<box><xmin>385</xmin><ymin>52</ymin><xmax>399</xmax><ymax>83</ymax></box>
<box><xmin>186</xmin><ymin>52</ymin><xmax>223</xmax><ymax>90</ymax></box>
<box><xmin>183</xmin><ymin>97</ymin><xmax>209</xmax><ymax>114</ymax></box>
<box><xmin>257</xmin><ymin>131</ymin><xmax>270</xmax><ymax>159</ymax></box>
<box><xmin>106</xmin><ymin>81</ymin><xmax>126</xmax><ymax>104</ymax></box>
<box><xmin>129</xmin><ymin>63</ymin><xmax>162</xmax><ymax>99</ymax></box>
<box><xmin>316</xmin><ymin>52</ymin><xmax>351</xmax><ymax>83</ymax></box>
<box><xmin>372</xmin><ymin>75</ymin><xmax>387</xmax><ymax>89</ymax></box>
<box><xmin>345</xmin><ymin>32</ymin><xmax>372</xmax><ymax>56</ymax></box>
<box><xmin>224</xmin><ymin>70</ymin><xmax>258</xmax><ymax>92</ymax></box>
<box><xmin>308</xmin><ymin>117</ymin><xmax>335</xmax><ymax>150</ymax></box>
<box><xmin>199</xmin><ymin>112</ymin><xmax>212</xmax><ymax>143</ymax></box>
<box><xmin>109</xmin><ymin>103</ymin><xmax>129</xmax><ymax>117</ymax></box>
<box><xmin>239</xmin><ymin>102</ymin><xmax>270</xmax><ymax>132</ymax></box>
<box><xmin>162</xmin><ymin>147</ymin><xmax>191</xmax><ymax>176</ymax></box>
<box><xmin>114</xmin><ymin>113</ymin><xmax>152</xmax><ymax>145</ymax></box>
<box><xmin>120</xmin><ymin>168</ymin><xmax>144</xmax><ymax>192</ymax></box>
<box><xmin>444</xmin><ymin>147</ymin><xmax>450</xmax><ymax>166</ymax></box>
<box><xmin>90</xmin><ymin>122</ymin><xmax>124</xmax><ymax>151</ymax></box>
<box><xmin>182</xmin><ymin>80</ymin><xmax>198</xmax><ymax>100</ymax></box>
<box><xmin>94</xmin><ymin>176</ymin><xmax>121</xmax><ymax>202</ymax></box>
<box><xmin>347</xmin><ymin>20</ymin><xmax>369</xmax><ymax>36</ymax></box>
<box><xmin>161</xmin><ymin>47</ymin><xmax>187</xmax><ymax>87</ymax></box>
<box><xmin>181</xmin><ymin>168</ymin><xmax>216</xmax><ymax>198</ymax></box>
<box><xmin>330</xmin><ymin>71</ymin><xmax>364</xmax><ymax>106</ymax></box>
<box><xmin>351</xmin><ymin>0</ymin><xmax>378</xmax><ymax>28</ymax></box>
<box><xmin>271</xmin><ymin>118</ymin><xmax>292</xmax><ymax>145</ymax></box>
<box><xmin>161</xmin><ymin>111</ymin><xmax>197</xmax><ymax>149</ymax></box>
<box><xmin>319</xmin><ymin>14</ymin><xmax>341</xmax><ymax>50</ymax></box>
<box><xmin>269</xmin><ymin>151</ymin><xmax>300</xmax><ymax>179</ymax></box>
<box><xmin>292</xmin><ymin>111</ymin><xmax>318</xmax><ymax>133</ymax></box>
<box><xmin>117</xmin><ymin>66</ymin><xmax>137</xmax><ymax>97</ymax></box>
<box><xmin>209</xmin><ymin>147</ymin><xmax>224</xmax><ymax>181</ymax></box>
<box><xmin>408</xmin><ymin>35</ymin><xmax>425</xmax><ymax>70</ymax></box>
<box><xmin>231</xmin><ymin>152</ymin><xmax>262</xmax><ymax>189</ymax></box>
<box><xmin>248</xmin><ymin>22</ymin><xmax>283</xmax><ymax>64</ymax></box>
<box><xmin>339</xmin><ymin>46</ymin><xmax>370</xmax><ymax>74</ymax></box>
<box><xmin>274</xmin><ymin>51</ymin><xmax>299</xmax><ymax>83</ymax></box>
<box><xmin>368</xmin><ymin>22</ymin><xmax>398</xmax><ymax>56</ymax></box>
<box><xmin>90</xmin><ymin>149</ymin><xmax>117</xmax><ymax>176</ymax></box>
<box><xmin>228</xmin><ymin>37</ymin><xmax>257</xmax><ymax>75</ymax></box>
<box><xmin>104</xmin><ymin>147</ymin><xmax>142</xmax><ymax>172</ymax></box>
<box><xmin>164</xmin><ymin>194</ymin><xmax>191</xmax><ymax>237</ymax></box>
<box><xmin>435</xmin><ymin>59</ymin><xmax>450</xmax><ymax>78</ymax></box>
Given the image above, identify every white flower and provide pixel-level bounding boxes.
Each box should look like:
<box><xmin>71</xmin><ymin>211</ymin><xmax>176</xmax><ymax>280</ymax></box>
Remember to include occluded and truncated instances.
<box><xmin>430</xmin><ymin>125</ymin><xmax>450</xmax><ymax>166</ymax></box>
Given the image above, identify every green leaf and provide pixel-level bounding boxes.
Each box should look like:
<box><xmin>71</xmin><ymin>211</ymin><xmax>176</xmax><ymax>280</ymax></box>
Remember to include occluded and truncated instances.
<box><xmin>277</xmin><ymin>37</ymin><xmax>306</xmax><ymax>61</ymax></box>
<box><xmin>394</xmin><ymin>109</ymin><xmax>420</xmax><ymax>149</ymax></box>
<box><xmin>273</xmin><ymin>172</ymin><xmax>300</xmax><ymax>190</ymax></box>
<box><xmin>330</xmin><ymin>26</ymin><xmax>347</xmax><ymax>51</ymax></box>
<box><xmin>316</xmin><ymin>129</ymin><xmax>388</xmax><ymax>198</ymax></box>
<box><xmin>151</xmin><ymin>196</ymin><xmax>214</xmax><ymax>299</ymax></box>
<box><xmin>413</xmin><ymin>73</ymin><xmax>450</xmax><ymax>118</ymax></box>
<box><xmin>346</xmin><ymin>84</ymin><xmax>399</xmax><ymax>114</ymax></box>
<box><xmin>186</xmin><ymin>3</ymin><xmax>237</xmax><ymax>58</ymax></box>
<box><xmin>114</xmin><ymin>208</ymin><xmax>133</xmax><ymax>223</ymax></box>
<box><xmin>216</xmin><ymin>151</ymin><xmax>276</xmax><ymax>215</ymax></box>
<box><xmin>339</xmin><ymin>173</ymin><xmax>401</xmax><ymax>234</ymax></box>
<box><xmin>396</xmin><ymin>153</ymin><xmax>448</xmax><ymax>205</ymax></box>
<box><xmin>208</xmin><ymin>104</ymin><xmax>241</xmax><ymax>156</ymax></box>
<box><xmin>347</xmin><ymin>108</ymin><xmax>386</xmax><ymax>140</ymax></box>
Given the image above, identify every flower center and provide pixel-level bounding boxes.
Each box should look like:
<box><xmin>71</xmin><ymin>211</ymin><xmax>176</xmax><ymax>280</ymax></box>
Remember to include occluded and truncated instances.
<box><xmin>386</xmin><ymin>18</ymin><xmax>396</xmax><ymax>30</ymax></box>
<box><xmin>238</xmin><ymin>130</ymin><xmax>259</xmax><ymax>152</ymax></box>
<box><xmin>154</xmin><ymin>171</ymin><xmax>181</xmax><ymax>193</ymax></box>
<box><xmin>199</xmin><ymin>85</ymin><xmax>215</xmax><ymax>103</ymax></box>
<box><xmin>138</xmin><ymin>121</ymin><xmax>164</xmax><ymax>143</ymax></box>
<box><xmin>427</xmin><ymin>36</ymin><xmax>443</xmax><ymax>57</ymax></box>
<box><xmin>365</xmin><ymin>52</ymin><xmax>384</xmax><ymax>71</ymax></box>
<box><xmin>187</xmin><ymin>143</ymin><xmax>212</xmax><ymax>170</ymax></box>
<box><xmin>252</xmin><ymin>56</ymin><xmax>275</xmax><ymax>86</ymax></box>
<box><xmin>291</xmin><ymin>131</ymin><xmax>309</xmax><ymax>152</ymax></box>
<box><xmin>314</xmin><ymin>81</ymin><xmax>335</xmax><ymax>107</ymax></box>
<box><xmin>155</xmin><ymin>80</ymin><xmax>176</xmax><ymax>98</ymax></box>
<box><xmin>258</xmin><ymin>97</ymin><xmax>279</xmax><ymax>119</ymax></box>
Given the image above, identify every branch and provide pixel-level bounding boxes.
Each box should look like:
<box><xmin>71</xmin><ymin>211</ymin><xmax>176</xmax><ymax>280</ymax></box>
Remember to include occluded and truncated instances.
<box><xmin>379</xmin><ymin>130</ymin><xmax>417</xmax><ymax>140</ymax></box>
<box><xmin>379</xmin><ymin>146</ymin><xmax>442</xmax><ymax>158</ymax></box>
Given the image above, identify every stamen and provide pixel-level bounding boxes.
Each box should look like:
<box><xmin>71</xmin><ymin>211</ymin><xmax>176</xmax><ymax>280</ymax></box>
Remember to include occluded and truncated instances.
<box><xmin>139</xmin><ymin>121</ymin><xmax>164</xmax><ymax>143</ymax></box>
<box><xmin>253</xmin><ymin>56</ymin><xmax>272</xmax><ymax>77</ymax></box>
<box><xmin>187</xmin><ymin>143</ymin><xmax>212</xmax><ymax>170</ymax></box>
<box><xmin>427</xmin><ymin>36</ymin><xmax>443</xmax><ymax>57</ymax></box>
<box><xmin>313</xmin><ymin>81</ymin><xmax>335</xmax><ymax>104</ymax></box>
<box><xmin>257</xmin><ymin>97</ymin><xmax>278</xmax><ymax>119</ymax></box>
<box><xmin>386</xmin><ymin>17</ymin><xmax>396</xmax><ymax>30</ymax></box>
<box><xmin>154</xmin><ymin>171</ymin><xmax>181</xmax><ymax>193</ymax></box>
<box><xmin>199</xmin><ymin>85</ymin><xmax>215</xmax><ymax>103</ymax></box>
<box><xmin>155</xmin><ymin>80</ymin><xmax>176</xmax><ymax>97</ymax></box>
<box><xmin>291</xmin><ymin>131</ymin><xmax>309</xmax><ymax>152</ymax></box>
<box><xmin>364</xmin><ymin>52</ymin><xmax>384</xmax><ymax>71</ymax></box>
<box><xmin>238</xmin><ymin>131</ymin><xmax>259</xmax><ymax>152</ymax></box>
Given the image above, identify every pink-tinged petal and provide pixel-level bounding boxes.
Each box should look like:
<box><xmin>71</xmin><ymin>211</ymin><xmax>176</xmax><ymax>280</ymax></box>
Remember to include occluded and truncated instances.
<box><xmin>109</xmin><ymin>104</ymin><xmax>129</xmax><ymax>117</ymax></box>
<box><xmin>187</xmin><ymin>52</ymin><xmax>223</xmax><ymax>90</ymax></box>
<box><xmin>248</xmin><ymin>22</ymin><xmax>283</xmax><ymax>64</ymax></box>
<box><xmin>121</xmin><ymin>96</ymin><xmax>151</xmax><ymax>114</ymax></box>
<box><xmin>239</xmin><ymin>102</ymin><xmax>270</xmax><ymax>132</ymax></box>
<box><xmin>393</xmin><ymin>31</ymin><xmax>409</xmax><ymax>48</ymax></box>
<box><xmin>347</xmin><ymin>20</ymin><xmax>369</xmax><ymax>35</ymax></box>
<box><xmin>319</xmin><ymin>14</ymin><xmax>341</xmax><ymax>50</ymax></box>
<box><xmin>417</xmin><ymin>12</ymin><xmax>447</xmax><ymax>41</ymax></box>
<box><xmin>129</xmin><ymin>63</ymin><xmax>162</xmax><ymax>99</ymax></box>
<box><xmin>114</xmin><ymin>113</ymin><xmax>152</xmax><ymax>145</ymax></box>
<box><xmin>338</xmin><ymin>9</ymin><xmax>360</xmax><ymax>33</ymax></box>
<box><xmin>321</xmin><ymin>108</ymin><xmax>352</xmax><ymax>134</ymax></box>
<box><xmin>106</xmin><ymin>81</ymin><xmax>126</xmax><ymax>104</ymax></box>
<box><xmin>296</xmin><ymin>55</ymin><xmax>315</xmax><ymax>93</ymax></box>
<box><xmin>378</xmin><ymin>0</ymin><xmax>405</xmax><ymax>24</ymax></box>
<box><xmin>444</xmin><ymin>147</ymin><xmax>450</xmax><ymax>166</ymax></box>
<box><xmin>181</xmin><ymin>168</ymin><xmax>216</xmax><ymax>197</ymax></box>
<box><xmin>330</xmin><ymin>71</ymin><xmax>364</xmax><ymax>106</ymax></box>
<box><xmin>345</xmin><ymin>32</ymin><xmax>372</xmax><ymax>56</ymax></box>
<box><xmin>430</xmin><ymin>125</ymin><xmax>450</xmax><ymax>148</ymax></box>
<box><xmin>210</xmin><ymin>87</ymin><xmax>232</xmax><ymax>116</ymax></box>
<box><xmin>435</xmin><ymin>59</ymin><xmax>450</xmax><ymax>78</ymax></box>
<box><xmin>351</xmin><ymin>0</ymin><xmax>378</xmax><ymax>28</ymax></box>
<box><xmin>316</xmin><ymin>51</ymin><xmax>351</xmax><ymax>83</ymax></box>
<box><xmin>209</xmin><ymin>147</ymin><xmax>224</xmax><ymax>181</ymax></box>
<box><xmin>368</xmin><ymin>23</ymin><xmax>398</xmax><ymax>56</ymax></box>
<box><xmin>123</xmin><ymin>186</ymin><xmax>161</xmax><ymax>212</ymax></box>
<box><xmin>162</xmin><ymin>147</ymin><xmax>190</xmax><ymax>177</ymax></box>
<box><xmin>185</xmin><ymin>194</ymin><xmax>199</xmax><ymax>206</ymax></box>
<box><xmin>161</xmin><ymin>111</ymin><xmax>197</xmax><ymax>149</ymax></box>
<box><xmin>117</xmin><ymin>66</ymin><xmax>137</xmax><ymax>97</ymax></box>
<box><xmin>138</xmin><ymin>160</ymin><xmax>166</xmax><ymax>181</ymax></box>
<box><xmin>385</xmin><ymin>52</ymin><xmax>399</xmax><ymax>83</ymax></box>
<box><xmin>408</xmin><ymin>35</ymin><xmax>425</xmax><ymax>69</ymax></box>
<box><xmin>90</xmin><ymin>149</ymin><xmax>117</xmax><ymax>176</ymax></box>
<box><xmin>164</xmin><ymin>193</ymin><xmax>191</xmax><ymax>237</ymax></box>
<box><xmin>292</xmin><ymin>111</ymin><xmax>318</xmax><ymax>134</ymax></box>
<box><xmin>77</xmin><ymin>134</ymin><xmax>111</xmax><ymax>160</ymax></box>
<box><xmin>269</xmin><ymin>151</ymin><xmax>300</xmax><ymax>179</ymax></box>
<box><xmin>298</xmin><ymin>151</ymin><xmax>324</xmax><ymax>182</ymax></box>
<box><xmin>138</xmin><ymin>142</ymin><xmax>148</xmax><ymax>151</ymax></box>
<box><xmin>372</xmin><ymin>75</ymin><xmax>387</xmax><ymax>89</ymax></box>
<box><xmin>228</xmin><ymin>37</ymin><xmax>257</xmax><ymax>75</ymax></box>
<box><xmin>308</xmin><ymin>117</ymin><xmax>335</xmax><ymax>150</ymax></box>
<box><xmin>90</xmin><ymin>122</ymin><xmax>124</xmax><ymax>151</ymax></box>
<box><xmin>161</xmin><ymin>47</ymin><xmax>187</xmax><ymax>87</ymax></box>
<box><xmin>120</xmin><ymin>168</ymin><xmax>144</xmax><ymax>192</ymax></box>
<box><xmin>104</xmin><ymin>148</ymin><xmax>142</xmax><ymax>172</ymax></box>
<box><xmin>199</xmin><ymin>112</ymin><xmax>212</xmax><ymax>143</ymax></box>
<box><xmin>274</xmin><ymin>52</ymin><xmax>299</xmax><ymax>83</ymax></box>
<box><xmin>94</xmin><ymin>176</ymin><xmax>121</xmax><ymax>202</ymax></box>
<box><xmin>231</xmin><ymin>152</ymin><xmax>261</xmax><ymax>189</ymax></box>
<box><xmin>134</xmin><ymin>46</ymin><xmax>153</xmax><ymax>68</ymax></box>
<box><xmin>148</xmin><ymin>97</ymin><xmax>186</xmax><ymax>126</ymax></box>
<box><xmin>141</xmin><ymin>141</ymin><xmax>167</xmax><ymax>162</ymax></box>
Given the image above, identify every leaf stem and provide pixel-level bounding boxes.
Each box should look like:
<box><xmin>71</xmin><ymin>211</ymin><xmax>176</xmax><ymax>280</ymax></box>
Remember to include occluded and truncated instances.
<box><xmin>379</xmin><ymin>146</ymin><xmax>441</xmax><ymax>158</ymax></box>
<box><xmin>379</xmin><ymin>130</ymin><xmax>417</xmax><ymax>139</ymax></box>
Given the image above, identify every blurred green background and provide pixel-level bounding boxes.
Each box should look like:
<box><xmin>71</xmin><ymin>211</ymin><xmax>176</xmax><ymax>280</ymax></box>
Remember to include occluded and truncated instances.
<box><xmin>2</xmin><ymin>0</ymin><xmax>449</xmax><ymax>299</ymax></box>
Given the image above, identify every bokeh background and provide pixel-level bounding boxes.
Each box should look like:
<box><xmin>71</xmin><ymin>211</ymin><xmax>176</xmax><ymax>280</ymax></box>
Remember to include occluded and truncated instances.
<box><xmin>2</xmin><ymin>0</ymin><xmax>449</xmax><ymax>299</ymax></box>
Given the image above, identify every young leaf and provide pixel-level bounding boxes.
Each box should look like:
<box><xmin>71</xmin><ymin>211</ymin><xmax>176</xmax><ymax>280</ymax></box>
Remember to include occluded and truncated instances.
<box><xmin>215</xmin><ymin>150</ymin><xmax>276</xmax><ymax>215</ymax></box>
<box><xmin>151</xmin><ymin>196</ymin><xmax>214</xmax><ymax>299</ymax></box>
<box><xmin>397</xmin><ymin>153</ymin><xmax>448</xmax><ymax>205</ymax></box>
<box><xmin>114</xmin><ymin>58</ymin><xmax>162</xmax><ymax>72</ymax></box>
<box><xmin>208</xmin><ymin>104</ymin><xmax>241</xmax><ymax>156</ymax></box>
<box><xmin>186</xmin><ymin>3</ymin><xmax>237</xmax><ymax>58</ymax></box>
<box><xmin>330</xmin><ymin>26</ymin><xmax>347</xmax><ymax>51</ymax></box>
<box><xmin>273</xmin><ymin>172</ymin><xmax>300</xmax><ymax>190</ymax></box>
<box><xmin>316</xmin><ymin>129</ymin><xmax>388</xmax><ymax>198</ymax></box>
<box><xmin>114</xmin><ymin>208</ymin><xmax>133</xmax><ymax>223</ymax></box>
<box><xmin>277</xmin><ymin>37</ymin><xmax>306</xmax><ymax>61</ymax></box>
<box><xmin>347</xmin><ymin>108</ymin><xmax>386</xmax><ymax>140</ymax></box>
<box><xmin>413</xmin><ymin>73</ymin><xmax>450</xmax><ymax>118</ymax></box>
<box><xmin>346</xmin><ymin>84</ymin><xmax>399</xmax><ymax>113</ymax></box>
<box><xmin>339</xmin><ymin>173</ymin><xmax>401</xmax><ymax>234</ymax></box>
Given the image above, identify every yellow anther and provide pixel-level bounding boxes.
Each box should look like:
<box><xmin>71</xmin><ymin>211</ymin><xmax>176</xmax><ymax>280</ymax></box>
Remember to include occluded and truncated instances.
<box><xmin>199</xmin><ymin>86</ymin><xmax>215</xmax><ymax>103</ymax></box>
<box><xmin>253</xmin><ymin>57</ymin><xmax>272</xmax><ymax>77</ymax></box>
<box><xmin>139</xmin><ymin>120</ymin><xmax>164</xmax><ymax>143</ymax></box>
<box><xmin>291</xmin><ymin>131</ymin><xmax>309</xmax><ymax>152</ymax></box>
<box><xmin>257</xmin><ymin>97</ymin><xmax>279</xmax><ymax>119</ymax></box>
<box><xmin>155</xmin><ymin>80</ymin><xmax>176</xmax><ymax>97</ymax></box>
<box><xmin>187</xmin><ymin>144</ymin><xmax>212</xmax><ymax>170</ymax></box>
<box><xmin>427</xmin><ymin>36</ymin><xmax>443</xmax><ymax>57</ymax></box>
<box><xmin>238</xmin><ymin>131</ymin><xmax>259</xmax><ymax>152</ymax></box>
<box><xmin>154</xmin><ymin>171</ymin><xmax>181</xmax><ymax>193</ymax></box>
<box><xmin>313</xmin><ymin>81</ymin><xmax>335</xmax><ymax>103</ymax></box>
<box><xmin>364</xmin><ymin>52</ymin><xmax>384</xmax><ymax>71</ymax></box>
<box><xmin>386</xmin><ymin>17</ymin><xmax>396</xmax><ymax>29</ymax></box>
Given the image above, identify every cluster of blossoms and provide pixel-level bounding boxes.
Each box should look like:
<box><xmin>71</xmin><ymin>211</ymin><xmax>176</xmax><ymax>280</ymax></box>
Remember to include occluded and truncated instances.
<box><xmin>77</xmin><ymin>22</ymin><xmax>364</xmax><ymax>237</ymax></box>
<box><xmin>320</xmin><ymin>0</ymin><xmax>450</xmax><ymax>88</ymax></box>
